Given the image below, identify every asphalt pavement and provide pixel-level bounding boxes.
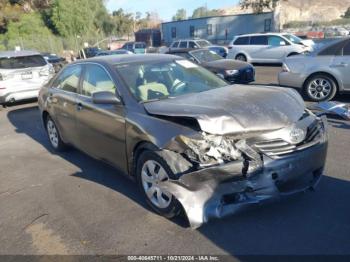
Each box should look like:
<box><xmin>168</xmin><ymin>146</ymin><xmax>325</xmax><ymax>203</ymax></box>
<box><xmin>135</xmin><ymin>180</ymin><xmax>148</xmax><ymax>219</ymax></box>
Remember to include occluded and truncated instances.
<box><xmin>0</xmin><ymin>66</ymin><xmax>350</xmax><ymax>256</ymax></box>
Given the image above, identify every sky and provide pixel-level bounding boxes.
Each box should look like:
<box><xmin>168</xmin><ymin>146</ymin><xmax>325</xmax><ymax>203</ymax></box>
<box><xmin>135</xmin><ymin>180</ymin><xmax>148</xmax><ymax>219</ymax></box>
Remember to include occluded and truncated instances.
<box><xmin>106</xmin><ymin>0</ymin><xmax>240</xmax><ymax>22</ymax></box>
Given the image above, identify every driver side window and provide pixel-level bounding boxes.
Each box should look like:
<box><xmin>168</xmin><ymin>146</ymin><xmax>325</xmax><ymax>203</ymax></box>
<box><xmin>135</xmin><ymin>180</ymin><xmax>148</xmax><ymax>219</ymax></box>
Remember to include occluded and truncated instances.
<box><xmin>82</xmin><ymin>64</ymin><xmax>116</xmax><ymax>97</ymax></box>
<box><xmin>268</xmin><ymin>36</ymin><xmax>287</xmax><ymax>46</ymax></box>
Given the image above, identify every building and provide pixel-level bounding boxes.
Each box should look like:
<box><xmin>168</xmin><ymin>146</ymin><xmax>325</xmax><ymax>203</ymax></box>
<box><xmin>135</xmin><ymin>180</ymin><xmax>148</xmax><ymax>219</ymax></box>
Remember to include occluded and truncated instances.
<box><xmin>135</xmin><ymin>29</ymin><xmax>162</xmax><ymax>47</ymax></box>
<box><xmin>161</xmin><ymin>12</ymin><xmax>275</xmax><ymax>45</ymax></box>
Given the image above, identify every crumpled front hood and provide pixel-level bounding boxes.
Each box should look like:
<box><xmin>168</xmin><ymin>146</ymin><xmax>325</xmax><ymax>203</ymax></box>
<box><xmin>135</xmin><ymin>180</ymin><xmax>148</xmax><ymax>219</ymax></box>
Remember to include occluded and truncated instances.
<box><xmin>144</xmin><ymin>85</ymin><xmax>305</xmax><ymax>135</ymax></box>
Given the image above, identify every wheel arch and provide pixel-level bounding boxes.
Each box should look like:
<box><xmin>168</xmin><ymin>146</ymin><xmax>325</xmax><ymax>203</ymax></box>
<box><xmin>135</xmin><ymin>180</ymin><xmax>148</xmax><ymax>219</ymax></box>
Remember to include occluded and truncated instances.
<box><xmin>129</xmin><ymin>141</ymin><xmax>159</xmax><ymax>178</ymax></box>
<box><xmin>303</xmin><ymin>71</ymin><xmax>340</xmax><ymax>92</ymax></box>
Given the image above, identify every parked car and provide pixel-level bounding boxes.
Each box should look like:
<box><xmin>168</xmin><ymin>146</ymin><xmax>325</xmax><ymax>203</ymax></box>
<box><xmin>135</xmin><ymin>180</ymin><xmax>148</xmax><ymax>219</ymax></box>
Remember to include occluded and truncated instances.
<box><xmin>121</xmin><ymin>42</ymin><xmax>147</xmax><ymax>54</ymax></box>
<box><xmin>41</xmin><ymin>52</ymin><xmax>67</xmax><ymax>73</ymax></box>
<box><xmin>96</xmin><ymin>49</ymin><xmax>133</xmax><ymax>56</ymax></box>
<box><xmin>80</xmin><ymin>47</ymin><xmax>101</xmax><ymax>59</ymax></box>
<box><xmin>0</xmin><ymin>50</ymin><xmax>54</xmax><ymax>105</ymax></box>
<box><xmin>227</xmin><ymin>33</ymin><xmax>315</xmax><ymax>63</ymax></box>
<box><xmin>38</xmin><ymin>54</ymin><xmax>328</xmax><ymax>228</ymax></box>
<box><xmin>167</xmin><ymin>48</ymin><xmax>255</xmax><ymax>84</ymax></box>
<box><xmin>169</xmin><ymin>39</ymin><xmax>226</xmax><ymax>55</ymax></box>
<box><xmin>207</xmin><ymin>46</ymin><xmax>228</xmax><ymax>58</ymax></box>
<box><xmin>279</xmin><ymin>38</ymin><xmax>350</xmax><ymax>101</ymax></box>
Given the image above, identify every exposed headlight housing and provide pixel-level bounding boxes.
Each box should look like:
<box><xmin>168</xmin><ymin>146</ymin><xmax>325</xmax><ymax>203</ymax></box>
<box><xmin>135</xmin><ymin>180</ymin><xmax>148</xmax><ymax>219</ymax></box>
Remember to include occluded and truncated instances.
<box><xmin>225</xmin><ymin>69</ymin><xmax>239</xmax><ymax>76</ymax></box>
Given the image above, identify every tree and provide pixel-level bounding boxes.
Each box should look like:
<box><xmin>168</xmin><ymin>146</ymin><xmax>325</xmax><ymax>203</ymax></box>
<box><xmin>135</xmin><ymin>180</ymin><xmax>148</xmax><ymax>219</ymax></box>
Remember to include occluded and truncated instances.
<box><xmin>50</xmin><ymin>0</ymin><xmax>106</xmax><ymax>37</ymax></box>
<box><xmin>240</xmin><ymin>0</ymin><xmax>286</xmax><ymax>13</ymax></box>
<box><xmin>191</xmin><ymin>6</ymin><xmax>222</xmax><ymax>18</ymax></box>
<box><xmin>172</xmin><ymin>9</ymin><xmax>186</xmax><ymax>21</ymax></box>
<box><xmin>342</xmin><ymin>7</ymin><xmax>350</xmax><ymax>18</ymax></box>
<box><xmin>112</xmin><ymin>8</ymin><xmax>134</xmax><ymax>37</ymax></box>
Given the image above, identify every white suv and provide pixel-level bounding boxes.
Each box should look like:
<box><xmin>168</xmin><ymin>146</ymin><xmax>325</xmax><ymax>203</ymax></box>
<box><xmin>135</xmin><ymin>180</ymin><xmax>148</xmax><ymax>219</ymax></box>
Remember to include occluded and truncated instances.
<box><xmin>227</xmin><ymin>33</ymin><xmax>315</xmax><ymax>63</ymax></box>
<box><xmin>0</xmin><ymin>51</ymin><xmax>54</xmax><ymax>105</ymax></box>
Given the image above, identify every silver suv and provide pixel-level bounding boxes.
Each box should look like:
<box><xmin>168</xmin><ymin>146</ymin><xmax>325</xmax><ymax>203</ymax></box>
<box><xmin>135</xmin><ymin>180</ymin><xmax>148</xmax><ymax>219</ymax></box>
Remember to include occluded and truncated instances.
<box><xmin>0</xmin><ymin>51</ymin><xmax>54</xmax><ymax>105</ymax></box>
<box><xmin>227</xmin><ymin>33</ymin><xmax>315</xmax><ymax>63</ymax></box>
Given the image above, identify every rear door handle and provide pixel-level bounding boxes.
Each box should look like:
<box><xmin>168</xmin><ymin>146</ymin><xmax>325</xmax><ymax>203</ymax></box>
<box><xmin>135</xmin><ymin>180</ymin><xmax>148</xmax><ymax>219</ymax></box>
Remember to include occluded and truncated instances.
<box><xmin>76</xmin><ymin>102</ymin><xmax>83</xmax><ymax>111</ymax></box>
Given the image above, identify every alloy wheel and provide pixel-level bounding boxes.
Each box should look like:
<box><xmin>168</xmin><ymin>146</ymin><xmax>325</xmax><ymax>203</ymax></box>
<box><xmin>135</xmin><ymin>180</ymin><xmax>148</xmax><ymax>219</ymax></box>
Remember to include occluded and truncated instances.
<box><xmin>307</xmin><ymin>78</ymin><xmax>332</xmax><ymax>100</ymax></box>
<box><xmin>141</xmin><ymin>160</ymin><xmax>172</xmax><ymax>209</ymax></box>
<box><xmin>47</xmin><ymin>119</ymin><xmax>59</xmax><ymax>148</ymax></box>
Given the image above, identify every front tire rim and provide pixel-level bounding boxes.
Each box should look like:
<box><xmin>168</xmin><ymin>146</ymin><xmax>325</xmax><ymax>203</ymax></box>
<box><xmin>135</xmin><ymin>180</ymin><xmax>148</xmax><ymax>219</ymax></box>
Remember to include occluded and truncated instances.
<box><xmin>141</xmin><ymin>160</ymin><xmax>172</xmax><ymax>209</ymax></box>
<box><xmin>47</xmin><ymin>119</ymin><xmax>59</xmax><ymax>148</ymax></box>
<box><xmin>236</xmin><ymin>55</ymin><xmax>246</xmax><ymax>61</ymax></box>
<box><xmin>308</xmin><ymin>78</ymin><xmax>332</xmax><ymax>100</ymax></box>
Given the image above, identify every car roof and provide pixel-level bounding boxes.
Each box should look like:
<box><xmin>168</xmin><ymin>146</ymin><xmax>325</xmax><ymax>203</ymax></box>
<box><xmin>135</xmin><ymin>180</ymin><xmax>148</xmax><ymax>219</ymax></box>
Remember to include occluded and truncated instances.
<box><xmin>167</xmin><ymin>48</ymin><xmax>207</xmax><ymax>54</ymax></box>
<box><xmin>0</xmin><ymin>50</ymin><xmax>41</xmax><ymax>58</ymax></box>
<box><xmin>235</xmin><ymin>33</ymin><xmax>286</xmax><ymax>38</ymax></box>
<box><xmin>172</xmin><ymin>39</ymin><xmax>208</xmax><ymax>42</ymax></box>
<box><xmin>74</xmin><ymin>54</ymin><xmax>182</xmax><ymax>66</ymax></box>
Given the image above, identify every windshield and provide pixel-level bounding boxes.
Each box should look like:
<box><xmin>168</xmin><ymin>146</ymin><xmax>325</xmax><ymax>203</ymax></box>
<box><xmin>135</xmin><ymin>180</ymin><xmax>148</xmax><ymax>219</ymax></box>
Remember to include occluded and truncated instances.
<box><xmin>197</xmin><ymin>40</ymin><xmax>211</xmax><ymax>47</ymax></box>
<box><xmin>190</xmin><ymin>49</ymin><xmax>222</xmax><ymax>63</ymax></box>
<box><xmin>0</xmin><ymin>55</ymin><xmax>46</xmax><ymax>69</ymax></box>
<box><xmin>283</xmin><ymin>34</ymin><xmax>302</xmax><ymax>44</ymax></box>
<box><xmin>115</xmin><ymin>60</ymin><xmax>227</xmax><ymax>102</ymax></box>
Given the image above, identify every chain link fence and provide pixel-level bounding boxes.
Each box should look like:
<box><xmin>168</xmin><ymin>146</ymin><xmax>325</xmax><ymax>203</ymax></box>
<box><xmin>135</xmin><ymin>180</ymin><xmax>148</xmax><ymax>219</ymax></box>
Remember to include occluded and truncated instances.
<box><xmin>0</xmin><ymin>34</ymin><xmax>112</xmax><ymax>56</ymax></box>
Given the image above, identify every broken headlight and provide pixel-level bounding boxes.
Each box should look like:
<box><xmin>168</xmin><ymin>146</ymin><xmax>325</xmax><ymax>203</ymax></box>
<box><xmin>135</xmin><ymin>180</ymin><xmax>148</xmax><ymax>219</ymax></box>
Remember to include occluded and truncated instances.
<box><xmin>176</xmin><ymin>133</ymin><xmax>242</xmax><ymax>166</ymax></box>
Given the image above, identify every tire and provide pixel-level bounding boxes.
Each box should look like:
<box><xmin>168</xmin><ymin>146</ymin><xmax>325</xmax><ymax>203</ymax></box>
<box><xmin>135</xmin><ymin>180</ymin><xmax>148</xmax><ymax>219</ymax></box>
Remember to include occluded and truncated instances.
<box><xmin>304</xmin><ymin>74</ymin><xmax>337</xmax><ymax>102</ymax></box>
<box><xmin>136</xmin><ymin>150</ymin><xmax>182</xmax><ymax>218</ymax></box>
<box><xmin>45</xmin><ymin>115</ymin><xmax>67</xmax><ymax>152</ymax></box>
<box><xmin>235</xmin><ymin>54</ymin><xmax>247</xmax><ymax>62</ymax></box>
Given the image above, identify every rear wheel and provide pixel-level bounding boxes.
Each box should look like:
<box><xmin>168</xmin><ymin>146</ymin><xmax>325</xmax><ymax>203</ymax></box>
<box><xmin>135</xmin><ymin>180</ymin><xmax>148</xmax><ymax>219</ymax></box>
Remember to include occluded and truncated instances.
<box><xmin>304</xmin><ymin>74</ymin><xmax>337</xmax><ymax>102</ymax></box>
<box><xmin>235</xmin><ymin>54</ymin><xmax>247</xmax><ymax>62</ymax></box>
<box><xmin>136</xmin><ymin>150</ymin><xmax>181</xmax><ymax>218</ymax></box>
<box><xmin>45</xmin><ymin>115</ymin><xmax>67</xmax><ymax>152</ymax></box>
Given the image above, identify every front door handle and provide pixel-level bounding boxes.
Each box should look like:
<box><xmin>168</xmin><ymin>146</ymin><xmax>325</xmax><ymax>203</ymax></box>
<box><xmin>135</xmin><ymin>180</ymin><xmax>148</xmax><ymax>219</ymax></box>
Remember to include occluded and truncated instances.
<box><xmin>77</xmin><ymin>102</ymin><xmax>83</xmax><ymax>111</ymax></box>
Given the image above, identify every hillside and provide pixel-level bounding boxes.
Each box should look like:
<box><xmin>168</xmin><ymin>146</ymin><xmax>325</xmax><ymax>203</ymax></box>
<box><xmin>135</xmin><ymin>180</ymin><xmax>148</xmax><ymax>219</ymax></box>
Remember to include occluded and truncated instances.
<box><xmin>222</xmin><ymin>0</ymin><xmax>350</xmax><ymax>26</ymax></box>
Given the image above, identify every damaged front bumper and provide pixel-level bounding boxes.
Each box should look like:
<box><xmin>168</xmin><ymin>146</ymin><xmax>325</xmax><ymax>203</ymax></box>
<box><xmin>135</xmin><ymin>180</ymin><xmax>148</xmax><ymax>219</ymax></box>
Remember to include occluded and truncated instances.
<box><xmin>159</xmin><ymin>117</ymin><xmax>328</xmax><ymax>229</ymax></box>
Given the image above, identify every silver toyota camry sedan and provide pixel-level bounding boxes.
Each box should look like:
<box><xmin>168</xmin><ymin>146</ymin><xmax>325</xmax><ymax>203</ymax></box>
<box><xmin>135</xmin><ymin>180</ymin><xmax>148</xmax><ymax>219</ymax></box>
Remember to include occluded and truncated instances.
<box><xmin>279</xmin><ymin>38</ymin><xmax>350</xmax><ymax>101</ymax></box>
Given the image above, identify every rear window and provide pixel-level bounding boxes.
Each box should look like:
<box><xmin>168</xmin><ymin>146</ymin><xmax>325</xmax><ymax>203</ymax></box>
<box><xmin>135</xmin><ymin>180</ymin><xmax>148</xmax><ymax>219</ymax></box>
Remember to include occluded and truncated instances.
<box><xmin>234</xmin><ymin>37</ymin><xmax>250</xmax><ymax>45</ymax></box>
<box><xmin>0</xmin><ymin>55</ymin><xmax>46</xmax><ymax>69</ymax></box>
<box><xmin>250</xmin><ymin>36</ymin><xmax>268</xmax><ymax>45</ymax></box>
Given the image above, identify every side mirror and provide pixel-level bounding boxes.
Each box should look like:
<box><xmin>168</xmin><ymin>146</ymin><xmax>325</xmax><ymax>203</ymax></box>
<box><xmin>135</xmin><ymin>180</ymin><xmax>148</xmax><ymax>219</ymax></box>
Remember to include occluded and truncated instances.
<box><xmin>92</xmin><ymin>91</ymin><xmax>121</xmax><ymax>105</ymax></box>
<box><xmin>280</xmin><ymin>41</ymin><xmax>286</xmax><ymax>46</ymax></box>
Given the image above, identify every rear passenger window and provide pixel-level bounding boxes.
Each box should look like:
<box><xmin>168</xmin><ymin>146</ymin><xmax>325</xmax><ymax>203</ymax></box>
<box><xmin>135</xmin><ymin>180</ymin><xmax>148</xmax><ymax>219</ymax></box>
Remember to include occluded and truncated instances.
<box><xmin>250</xmin><ymin>36</ymin><xmax>268</xmax><ymax>45</ymax></box>
<box><xmin>234</xmin><ymin>37</ymin><xmax>249</xmax><ymax>45</ymax></box>
<box><xmin>179</xmin><ymin>41</ymin><xmax>187</xmax><ymax>48</ymax></box>
<box><xmin>82</xmin><ymin>64</ymin><xmax>116</xmax><ymax>97</ymax></box>
<box><xmin>318</xmin><ymin>40</ymin><xmax>347</xmax><ymax>56</ymax></box>
<box><xmin>54</xmin><ymin>65</ymin><xmax>82</xmax><ymax>93</ymax></box>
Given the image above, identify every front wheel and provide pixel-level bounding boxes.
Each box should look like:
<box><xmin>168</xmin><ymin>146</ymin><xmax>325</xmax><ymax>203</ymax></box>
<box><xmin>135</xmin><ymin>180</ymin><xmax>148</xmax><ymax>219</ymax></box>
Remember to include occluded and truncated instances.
<box><xmin>235</xmin><ymin>54</ymin><xmax>247</xmax><ymax>62</ymax></box>
<box><xmin>136</xmin><ymin>150</ymin><xmax>182</xmax><ymax>218</ymax></box>
<box><xmin>304</xmin><ymin>74</ymin><xmax>337</xmax><ymax>102</ymax></box>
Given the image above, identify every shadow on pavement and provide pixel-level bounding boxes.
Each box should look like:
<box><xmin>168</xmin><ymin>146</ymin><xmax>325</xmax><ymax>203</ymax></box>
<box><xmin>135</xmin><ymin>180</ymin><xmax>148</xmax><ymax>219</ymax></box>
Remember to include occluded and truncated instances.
<box><xmin>6</xmin><ymin>105</ymin><xmax>188</xmax><ymax>228</ymax></box>
<box><xmin>6</xmin><ymin>105</ymin><xmax>350</xmax><ymax>255</ymax></box>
